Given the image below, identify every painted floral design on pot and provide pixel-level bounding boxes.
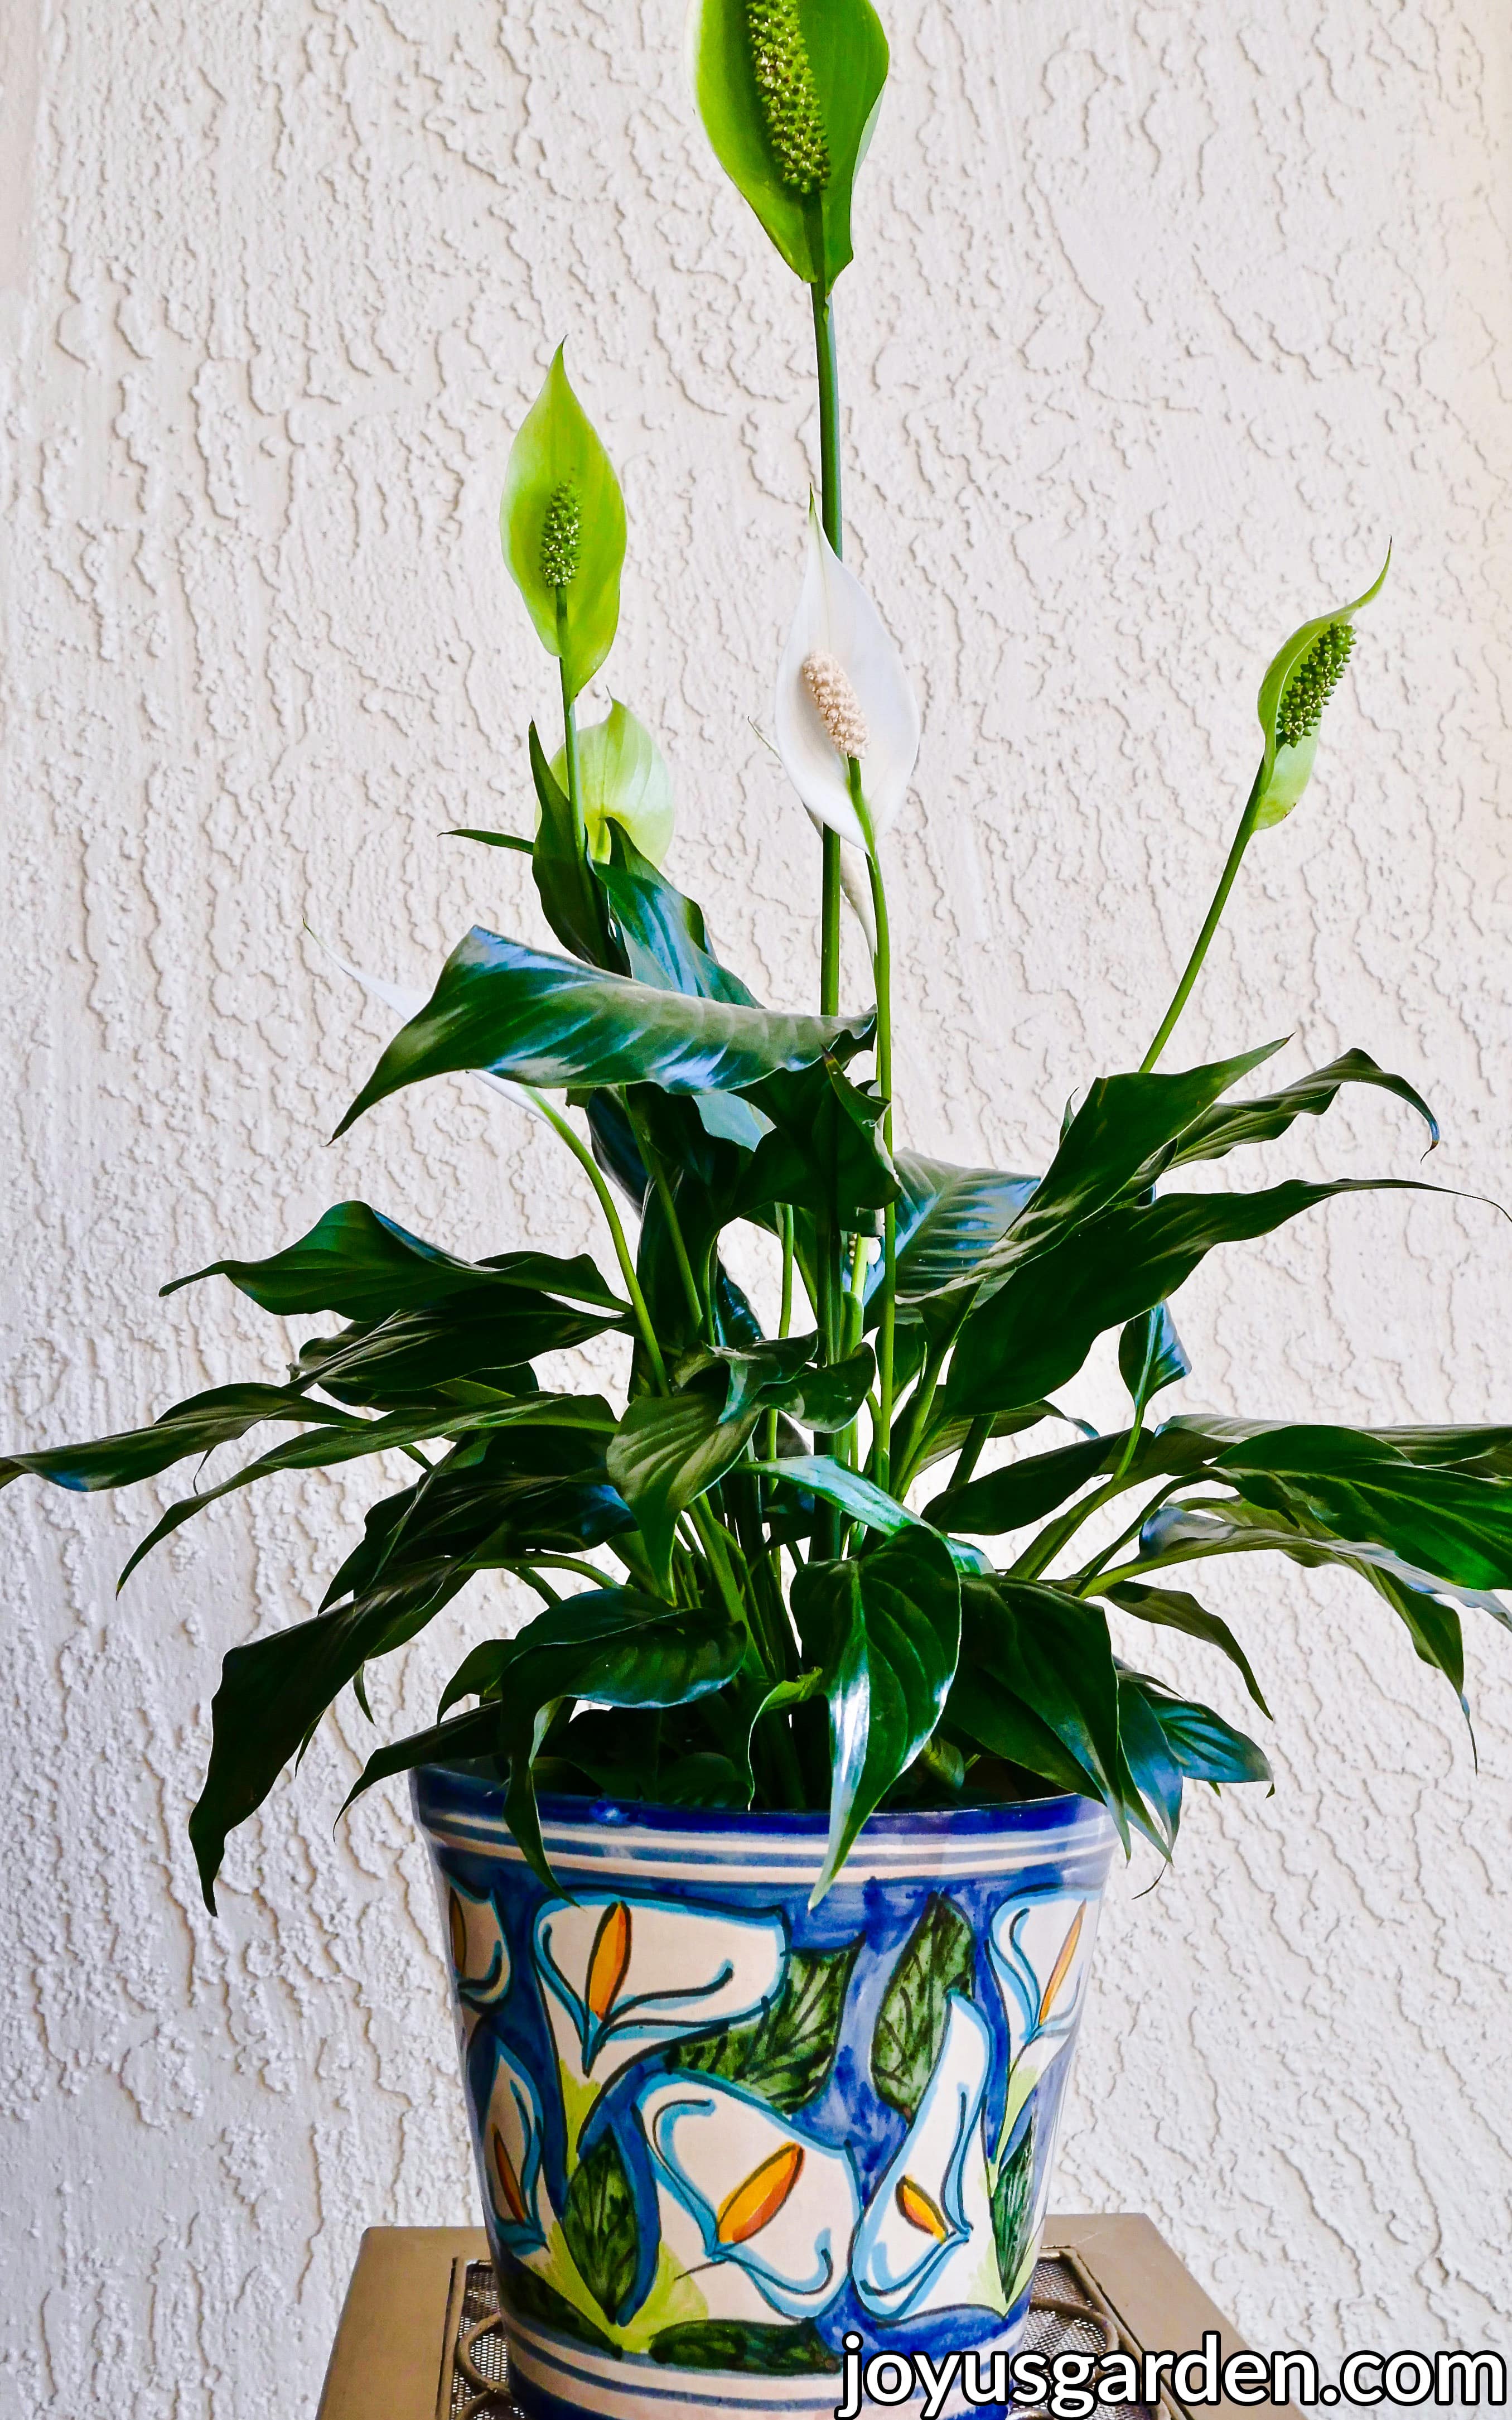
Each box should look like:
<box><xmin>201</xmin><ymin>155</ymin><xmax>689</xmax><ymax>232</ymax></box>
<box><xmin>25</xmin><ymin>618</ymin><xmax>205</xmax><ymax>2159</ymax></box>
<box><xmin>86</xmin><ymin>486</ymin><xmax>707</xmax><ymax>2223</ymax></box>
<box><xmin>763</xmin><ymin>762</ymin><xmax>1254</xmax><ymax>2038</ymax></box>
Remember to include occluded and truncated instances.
<box><xmin>416</xmin><ymin>1772</ymin><xmax>1115</xmax><ymax>2419</ymax></box>
<box><xmin>640</xmin><ymin>2072</ymin><xmax>862</xmax><ymax>2321</ymax></box>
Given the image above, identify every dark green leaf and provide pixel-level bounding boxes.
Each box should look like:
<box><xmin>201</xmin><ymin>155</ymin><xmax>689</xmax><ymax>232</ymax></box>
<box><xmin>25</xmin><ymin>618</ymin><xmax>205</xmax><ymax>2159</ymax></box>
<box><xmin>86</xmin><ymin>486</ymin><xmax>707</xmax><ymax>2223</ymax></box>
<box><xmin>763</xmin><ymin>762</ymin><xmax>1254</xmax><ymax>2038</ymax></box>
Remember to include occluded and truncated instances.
<box><xmin>292</xmin><ymin>1300</ymin><xmax>621</xmax><ymax>1407</ymax></box>
<box><xmin>1132</xmin><ymin>1673</ymin><xmax>1272</xmax><ymax>1787</ymax></box>
<box><xmin>335</xmin><ymin>929</ymin><xmax>874</xmax><ymax>1132</ymax></box>
<box><xmin>946</xmin><ymin>1179</ymin><xmax>1441</xmax><ymax>1415</ymax></box>
<box><xmin>606</xmin><ymin>1389</ymin><xmax>761</xmax><ymax>1593</ymax></box>
<box><xmin>677</xmin><ymin>1941</ymin><xmax>861</xmax><ymax>2112</ymax></box>
<box><xmin>1169</xmin><ymin>1049</ymin><xmax>1437</xmax><ymax>1167</ymax></box>
<box><xmin>0</xmin><ymin>1383</ymin><xmax>360</xmax><ymax>1496</ymax></box>
<box><xmin>562</xmin><ymin>2130</ymin><xmax>638</xmax><ymax>2323</ymax></box>
<box><xmin>650</xmin><ymin>2321</ymin><xmax>838</xmax><ymax>2374</ymax></box>
<box><xmin>1102</xmin><ymin>1582</ymin><xmax>1270</xmax><ymax>1715</ymax></box>
<box><xmin>1117</xmin><ymin>1303</ymin><xmax>1189</xmax><ymax>1410</ymax></box>
<box><xmin>1114</xmin><ymin>1671</ymin><xmax>1184</xmax><ymax>1851</ymax></box>
<box><xmin>1215</xmin><ymin>1426</ymin><xmax>1512</xmax><ymax>1591</ymax></box>
<box><xmin>529</xmin><ymin>721</ymin><xmax>616</xmax><ymax>966</ymax></box>
<box><xmin>738</xmin><ymin>1059</ymin><xmax>898</xmax><ymax>1226</ymax></box>
<box><xmin>165</xmin><ymin>1199</ymin><xmax>624</xmax><ymax>1320</ymax></box>
<box><xmin>344</xmin><ymin>1591</ymin><xmax>746</xmax><ymax>1887</ymax></box>
<box><xmin>926</xmin><ymin>1435</ymin><xmax>1116</xmax><ymax>1538</ymax></box>
<box><xmin>792</xmin><ymin>1529</ymin><xmax>962</xmax><ymax>1897</ymax></box>
<box><xmin>592</xmin><ymin>827</ymin><xmax>756</xmax><ymax>1007</ymax></box>
<box><xmin>446</xmin><ymin>827</ymin><xmax>534</xmax><ymax>852</ymax></box>
<box><xmin>871</xmin><ymin>1893</ymin><xmax>975</xmax><ymax>2120</ymax></box>
<box><xmin>883</xmin><ymin>1155</ymin><xmax>1037</xmax><ymax>1305</ymax></box>
<box><xmin>751</xmin><ymin>1454</ymin><xmax>917</xmax><ymax>1537</ymax></box>
<box><xmin>958</xmin><ymin>1579</ymin><xmax>1124</xmax><ymax>1831</ymax></box>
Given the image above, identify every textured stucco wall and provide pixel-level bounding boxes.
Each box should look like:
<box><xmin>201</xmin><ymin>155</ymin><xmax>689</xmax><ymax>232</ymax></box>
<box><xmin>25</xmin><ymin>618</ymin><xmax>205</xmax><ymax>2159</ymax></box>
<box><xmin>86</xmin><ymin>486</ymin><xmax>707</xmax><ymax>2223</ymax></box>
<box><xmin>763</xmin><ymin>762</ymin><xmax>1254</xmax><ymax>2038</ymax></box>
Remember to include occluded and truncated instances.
<box><xmin>2</xmin><ymin>1</ymin><xmax>1510</xmax><ymax>2409</ymax></box>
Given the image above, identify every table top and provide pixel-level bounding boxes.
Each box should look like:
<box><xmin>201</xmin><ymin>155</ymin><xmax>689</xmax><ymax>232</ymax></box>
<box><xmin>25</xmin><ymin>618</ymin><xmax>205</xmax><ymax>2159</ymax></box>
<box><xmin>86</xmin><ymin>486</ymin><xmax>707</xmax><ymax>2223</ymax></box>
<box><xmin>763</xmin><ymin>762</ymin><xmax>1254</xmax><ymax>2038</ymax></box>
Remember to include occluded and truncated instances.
<box><xmin>316</xmin><ymin>2217</ymin><xmax>1290</xmax><ymax>2420</ymax></box>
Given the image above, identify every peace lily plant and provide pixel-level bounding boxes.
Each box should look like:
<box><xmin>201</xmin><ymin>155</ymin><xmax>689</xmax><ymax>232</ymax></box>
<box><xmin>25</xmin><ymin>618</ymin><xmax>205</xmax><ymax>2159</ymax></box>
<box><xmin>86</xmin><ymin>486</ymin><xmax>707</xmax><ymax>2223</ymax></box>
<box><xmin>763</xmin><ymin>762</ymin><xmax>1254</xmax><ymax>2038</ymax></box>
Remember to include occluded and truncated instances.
<box><xmin>8</xmin><ymin>0</ymin><xmax>1510</xmax><ymax>1937</ymax></box>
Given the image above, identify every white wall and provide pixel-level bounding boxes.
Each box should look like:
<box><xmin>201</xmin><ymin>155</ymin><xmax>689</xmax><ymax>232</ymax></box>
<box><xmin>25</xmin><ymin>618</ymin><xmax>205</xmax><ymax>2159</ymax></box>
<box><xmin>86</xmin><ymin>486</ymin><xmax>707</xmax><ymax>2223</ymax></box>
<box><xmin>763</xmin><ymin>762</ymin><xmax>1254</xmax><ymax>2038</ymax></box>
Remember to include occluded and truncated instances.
<box><xmin>2</xmin><ymin>1</ymin><xmax>1510</xmax><ymax>2409</ymax></box>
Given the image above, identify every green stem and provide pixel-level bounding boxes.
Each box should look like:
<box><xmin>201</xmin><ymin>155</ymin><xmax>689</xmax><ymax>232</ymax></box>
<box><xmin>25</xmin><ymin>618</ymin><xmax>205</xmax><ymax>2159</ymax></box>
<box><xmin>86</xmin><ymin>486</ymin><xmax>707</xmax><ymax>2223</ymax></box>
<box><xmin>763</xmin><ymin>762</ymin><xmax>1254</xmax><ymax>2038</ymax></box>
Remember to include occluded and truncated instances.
<box><xmin>949</xmin><ymin>1416</ymin><xmax>991</xmax><ymax>1492</ymax></box>
<box><xmin>762</xmin><ymin>1208</ymin><xmax>795</xmax><ymax>1465</ymax></box>
<box><xmin>809</xmin><ymin>263</ymin><xmax>845</xmax><ymax>1493</ymax></box>
<box><xmin>626</xmin><ymin>1100</ymin><xmax>704</xmax><ymax>1335</ymax></box>
<box><xmin>854</xmin><ymin>778</ymin><xmax>896</xmax><ymax>1496</ymax></box>
<box><xmin>1142</xmin><ymin>763</ymin><xmax>1264</xmax><ymax>1073</ymax></box>
<box><xmin>555</xmin><ymin>597</ymin><xmax>586</xmax><ymax>835</ymax></box>
<box><xmin>809</xmin><ymin>273</ymin><xmax>842</xmax><ymax>553</ymax></box>
<box><xmin>529</xmin><ymin>1088</ymin><xmax>668</xmax><ymax>1392</ymax></box>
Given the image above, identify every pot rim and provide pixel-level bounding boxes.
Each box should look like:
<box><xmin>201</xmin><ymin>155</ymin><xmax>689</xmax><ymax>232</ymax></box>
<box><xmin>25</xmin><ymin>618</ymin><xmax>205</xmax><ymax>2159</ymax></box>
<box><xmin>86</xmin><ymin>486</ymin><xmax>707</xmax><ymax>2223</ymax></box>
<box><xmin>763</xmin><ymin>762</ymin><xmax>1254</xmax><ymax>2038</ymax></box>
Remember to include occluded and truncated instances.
<box><xmin>413</xmin><ymin>1759</ymin><xmax>1110</xmax><ymax>1841</ymax></box>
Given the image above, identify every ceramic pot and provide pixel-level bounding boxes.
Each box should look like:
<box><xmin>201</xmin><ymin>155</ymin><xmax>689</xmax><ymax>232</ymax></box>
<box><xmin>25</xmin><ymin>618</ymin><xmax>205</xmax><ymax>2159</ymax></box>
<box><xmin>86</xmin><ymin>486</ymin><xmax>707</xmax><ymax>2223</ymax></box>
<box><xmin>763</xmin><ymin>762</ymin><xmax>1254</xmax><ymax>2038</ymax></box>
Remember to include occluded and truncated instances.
<box><xmin>414</xmin><ymin>1767</ymin><xmax>1115</xmax><ymax>2420</ymax></box>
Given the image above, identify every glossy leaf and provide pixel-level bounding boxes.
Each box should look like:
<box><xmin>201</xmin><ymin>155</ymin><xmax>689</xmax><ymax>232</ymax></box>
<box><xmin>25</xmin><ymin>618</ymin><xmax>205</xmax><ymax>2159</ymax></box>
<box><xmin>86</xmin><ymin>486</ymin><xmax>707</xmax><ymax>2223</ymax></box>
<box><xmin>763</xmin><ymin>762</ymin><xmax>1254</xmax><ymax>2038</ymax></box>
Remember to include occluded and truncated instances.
<box><xmin>871</xmin><ymin>1892</ymin><xmax>975</xmax><ymax>2120</ymax></box>
<box><xmin>1168</xmin><ymin>1049</ymin><xmax>1437</xmax><ymax>1168</ymax></box>
<box><xmin>529</xmin><ymin>722</ymin><xmax>613</xmax><ymax>967</ymax></box>
<box><xmin>592</xmin><ymin>826</ymin><xmax>757</xmax><ymax>1007</ymax></box>
<box><xmin>1114</xmin><ymin>1672</ymin><xmax>1185</xmax><ymax>1852</ymax></box>
<box><xmin>346</xmin><ymin>1590</ymin><xmax>746</xmax><ymax>1886</ymax></box>
<box><xmin>791</xmin><ymin>1526</ymin><xmax>961</xmax><ymax>1897</ymax></box>
<box><xmin>0</xmin><ymin>1383</ymin><xmax>360</xmax><ymax>1497</ymax></box>
<box><xmin>738</xmin><ymin>1057</ymin><xmax>898</xmax><ymax>1224</ymax></box>
<box><xmin>1129</xmin><ymin>1671</ymin><xmax>1272</xmax><ymax>1788</ymax></box>
<box><xmin>957</xmin><ymin>1579</ymin><xmax>1124</xmax><ymax>1828</ymax></box>
<box><xmin>1215</xmin><ymin>1426</ymin><xmax>1512</xmax><ymax>1592</ymax></box>
<box><xmin>501</xmin><ymin>346</ymin><xmax>626</xmax><ymax>701</ymax></box>
<box><xmin>1117</xmin><ymin>1302</ymin><xmax>1190</xmax><ymax>1412</ymax></box>
<box><xmin>165</xmin><ymin>1200</ymin><xmax>625</xmax><ymax>1321</ymax></box>
<box><xmin>335</xmin><ymin>929</ymin><xmax>874</xmax><ymax>1132</ymax></box>
<box><xmin>1102</xmin><ymin>1581</ymin><xmax>1270</xmax><ymax>1715</ymax></box>
<box><xmin>927</xmin><ymin>1434</ymin><xmax>1115</xmax><ymax>1538</ymax></box>
<box><xmin>882</xmin><ymin>1155</ymin><xmax>1037</xmax><ymax>1306</ymax></box>
<box><xmin>688</xmin><ymin>0</ymin><xmax>889</xmax><ymax>288</ymax></box>
<box><xmin>606</xmin><ymin>1387</ymin><xmax>762</xmax><ymax>1593</ymax></box>
<box><xmin>946</xmin><ymin>1178</ymin><xmax>1441</xmax><ymax>1416</ymax></box>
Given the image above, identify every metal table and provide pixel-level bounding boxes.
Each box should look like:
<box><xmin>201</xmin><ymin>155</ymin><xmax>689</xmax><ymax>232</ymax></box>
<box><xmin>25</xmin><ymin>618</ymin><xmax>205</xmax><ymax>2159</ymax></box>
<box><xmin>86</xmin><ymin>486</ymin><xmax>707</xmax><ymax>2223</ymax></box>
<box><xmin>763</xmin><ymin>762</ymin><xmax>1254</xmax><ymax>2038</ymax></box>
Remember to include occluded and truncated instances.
<box><xmin>316</xmin><ymin>2219</ymin><xmax>1288</xmax><ymax>2419</ymax></box>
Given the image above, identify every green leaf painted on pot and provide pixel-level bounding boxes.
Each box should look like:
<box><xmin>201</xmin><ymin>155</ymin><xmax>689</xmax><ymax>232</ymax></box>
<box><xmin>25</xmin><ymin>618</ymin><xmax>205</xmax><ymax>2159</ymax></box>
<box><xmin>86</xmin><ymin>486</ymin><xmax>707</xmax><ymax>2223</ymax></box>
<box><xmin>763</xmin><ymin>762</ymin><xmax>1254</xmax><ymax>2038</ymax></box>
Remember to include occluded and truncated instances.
<box><xmin>871</xmin><ymin>1892</ymin><xmax>974</xmax><ymax>2120</ymax></box>
<box><xmin>500</xmin><ymin>2260</ymin><xmax>618</xmax><ymax>2354</ymax></box>
<box><xmin>562</xmin><ymin>2129</ymin><xmax>639</xmax><ymax>2322</ymax></box>
<box><xmin>501</xmin><ymin>346</ymin><xmax>626</xmax><ymax>702</ymax></box>
<box><xmin>163</xmin><ymin>1201</ymin><xmax>626</xmax><ymax>1321</ymax></box>
<box><xmin>335</xmin><ymin>931</ymin><xmax>875</xmax><ymax>1131</ymax></box>
<box><xmin>793</xmin><ymin>1527</ymin><xmax>962</xmax><ymax>1898</ymax></box>
<box><xmin>607</xmin><ymin>1387</ymin><xmax>761</xmax><ymax>1593</ymax></box>
<box><xmin>550</xmin><ymin>702</ymin><xmax>675</xmax><ymax>869</ymax></box>
<box><xmin>1252</xmin><ymin>551</ymin><xmax>1389</xmax><ymax>828</ymax></box>
<box><xmin>688</xmin><ymin>0</ymin><xmax>889</xmax><ymax>287</ymax></box>
<box><xmin>991</xmin><ymin>2104</ymin><xmax>1037</xmax><ymax>2297</ymax></box>
<box><xmin>650</xmin><ymin>2318</ymin><xmax>839</xmax><ymax>2373</ymax></box>
<box><xmin>677</xmin><ymin>1940</ymin><xmax>861</xmax><ymax>2111</ymax></box>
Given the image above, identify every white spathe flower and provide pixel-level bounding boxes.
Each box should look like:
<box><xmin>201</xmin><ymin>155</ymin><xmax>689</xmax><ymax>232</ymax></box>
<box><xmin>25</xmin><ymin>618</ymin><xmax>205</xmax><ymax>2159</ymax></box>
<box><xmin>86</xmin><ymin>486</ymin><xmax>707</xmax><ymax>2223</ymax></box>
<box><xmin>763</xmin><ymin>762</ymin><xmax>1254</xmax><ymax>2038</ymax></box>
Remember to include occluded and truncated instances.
<box><xmin>987</xmin><ymin>1892</ymin><xmax>1098</xmax><ymax>2146</ymax></box>
<box><xmin>852</xmin><ymin>1993</ymin><xmax>1006</xmax><ymax>2323</ymax></box>
<box><xmin>774</xmin><ymin>502</ymin><xmax>920</xmax><ymax>853</ymax></box>
<box><xmin>533</xmin><ymin>1894</ymin><xmax>787</xmax><ymax>2091</ymax></box>
<box><xmin>638</xmin><ymin>2072</ymin><xmax>860</xmax><ymax>2323</ymax></box>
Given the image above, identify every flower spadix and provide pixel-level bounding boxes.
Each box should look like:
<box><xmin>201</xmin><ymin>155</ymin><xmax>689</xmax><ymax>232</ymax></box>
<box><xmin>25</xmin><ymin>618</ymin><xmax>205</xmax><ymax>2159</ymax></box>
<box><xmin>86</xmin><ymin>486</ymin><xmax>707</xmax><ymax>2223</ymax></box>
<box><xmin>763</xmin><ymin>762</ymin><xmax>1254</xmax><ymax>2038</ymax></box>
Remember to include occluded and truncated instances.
<box><xmin>501</xmin><ymin>345</ymin><xmax>626</xmax><ymax>702</ymax></box>
<box><xmin>775</xmin><ymin>502</ymin><xmax>920</xmax><ymax>851</ymax></box>
<box><xmin>1252</xmin><ymin>548</ymin><xmax>1389</xmax><ymax>830</ymax></box>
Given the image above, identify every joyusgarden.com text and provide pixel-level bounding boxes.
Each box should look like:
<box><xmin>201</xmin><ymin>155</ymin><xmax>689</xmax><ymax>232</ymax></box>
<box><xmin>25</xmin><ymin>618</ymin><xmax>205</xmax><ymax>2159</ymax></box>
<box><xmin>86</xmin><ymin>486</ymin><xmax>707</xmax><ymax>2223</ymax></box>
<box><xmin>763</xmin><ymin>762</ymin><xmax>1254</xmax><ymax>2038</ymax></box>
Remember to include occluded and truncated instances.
<box><xmin>832</xmin><ymin>2330</ymin><xmax>1507</xmax><ymax>2413</ymax></box>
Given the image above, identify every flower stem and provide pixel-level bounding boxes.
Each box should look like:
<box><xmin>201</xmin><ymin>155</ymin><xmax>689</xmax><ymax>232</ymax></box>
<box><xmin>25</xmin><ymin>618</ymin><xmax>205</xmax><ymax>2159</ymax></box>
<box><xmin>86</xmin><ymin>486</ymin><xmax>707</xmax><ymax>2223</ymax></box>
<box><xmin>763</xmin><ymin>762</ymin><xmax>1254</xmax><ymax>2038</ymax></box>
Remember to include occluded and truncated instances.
<box><xmin>555</xmin><ymin>598</ymin><xmax>586</xmax><ymax>841</ymax></box>
<box><xmin>809</xmin><ymin>259</ymin><xmax>845</xmax><ymax>1560</ymax></box>
<box><xmin>1141</xmin><ymin>763</ymin><xmax>1264</xmax><ymax>1072</ymax></box>
<box><xmin>855</xmin><ymin>773</ymin><xmax>896</xmax><ymax>1496</ymax></box>
<box><xmin>528</xmin><ymin>1088</ymin><xmax>669</xmax><ymax>1392</ymax></box>
<box><xmin>626</xmin><ymin>1099</ymin><xmax>705</xmax><ymax>1335</ymax></box>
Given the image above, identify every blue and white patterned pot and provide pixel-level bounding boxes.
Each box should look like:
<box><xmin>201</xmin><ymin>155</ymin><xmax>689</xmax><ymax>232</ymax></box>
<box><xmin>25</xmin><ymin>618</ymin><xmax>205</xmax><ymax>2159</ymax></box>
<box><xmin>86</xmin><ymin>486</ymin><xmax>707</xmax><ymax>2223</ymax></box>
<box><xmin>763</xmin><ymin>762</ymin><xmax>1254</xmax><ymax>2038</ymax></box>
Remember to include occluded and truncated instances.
<box><xmin>414</xmin><ymin>1768</ymin><xmax>1115</xmax><ymax>2420</ymax></box>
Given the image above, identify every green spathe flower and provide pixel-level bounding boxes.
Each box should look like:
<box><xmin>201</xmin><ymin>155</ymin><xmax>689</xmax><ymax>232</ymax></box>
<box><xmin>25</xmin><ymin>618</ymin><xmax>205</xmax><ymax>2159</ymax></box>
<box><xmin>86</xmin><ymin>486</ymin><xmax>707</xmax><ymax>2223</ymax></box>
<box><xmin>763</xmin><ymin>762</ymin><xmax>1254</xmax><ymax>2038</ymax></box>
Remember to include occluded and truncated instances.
<box><xmin>1252</xmin><ymin>549</ymin><xmax>1389</xmax><ymax>829</ymax></box>
<box><xmin>501</xmin><ymin>346</ymin><xmax>626</xmax><ymax>703</ymax></box>
<box><xmin>687</xmin><ymin>0</ymin><xmax>889</xmax><ymax>287</ymax></box>
<box><xmin>548</xmin><ymin>702</ymin><xmax>676</xmax><ymax>867</ymax></box>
